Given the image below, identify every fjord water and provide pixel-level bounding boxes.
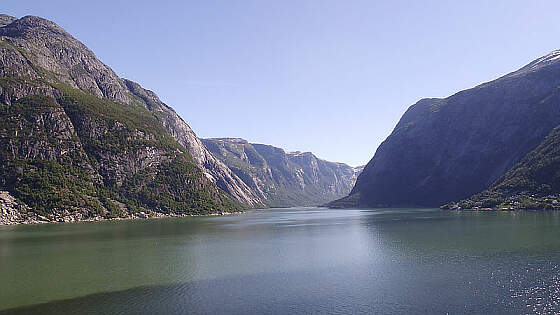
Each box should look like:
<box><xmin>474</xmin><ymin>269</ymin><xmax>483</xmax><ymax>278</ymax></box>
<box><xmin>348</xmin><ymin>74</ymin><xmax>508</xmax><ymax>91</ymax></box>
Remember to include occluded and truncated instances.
<box><xmin>2</xmin><ymin>208</ymin><xmax>560</xmax><ymax>314</ymax></box>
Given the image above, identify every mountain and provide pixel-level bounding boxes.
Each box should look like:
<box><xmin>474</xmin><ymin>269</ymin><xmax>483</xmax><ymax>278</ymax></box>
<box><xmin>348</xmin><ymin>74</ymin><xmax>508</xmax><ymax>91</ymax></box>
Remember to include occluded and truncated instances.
<box><xmin>331</xmin><ymin>49</ymin><xmax>560</xmax><ymax>208</ymax></box>
<box><xmin>0</xmin><ymin>14</ymin><xmax>262</xmax><ymax>223</ymax></box>
<box><xmin>202</xmin><ymin>138</ymin><xmax>362</xmax><ymax>207</ymax></box>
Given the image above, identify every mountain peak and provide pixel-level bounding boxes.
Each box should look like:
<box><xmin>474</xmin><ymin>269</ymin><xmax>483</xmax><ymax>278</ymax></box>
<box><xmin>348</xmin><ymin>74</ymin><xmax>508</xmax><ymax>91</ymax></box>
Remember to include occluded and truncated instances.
<box><xmin>534</xmin><ymin>49</ymin><xmax>560</xmax><ymax>65</ymax></box>
<box><xmin>508</xmin><ymin>49</ymin><xmax>560</xmax><ymax>78</ymax></box>
<box><xmin>0</xmin><ymin>14</ymin><xmax>16</xmax><ymax>27</ymax></box>
<box><xmin>0</xmin><ymin>14</ymin><xmax>132</xmax><ymax>104</ymax></box>
<box><xmin>0</xmin><ymin>15</ymin><xmax>69</xmax><ymax>37</ymax></box>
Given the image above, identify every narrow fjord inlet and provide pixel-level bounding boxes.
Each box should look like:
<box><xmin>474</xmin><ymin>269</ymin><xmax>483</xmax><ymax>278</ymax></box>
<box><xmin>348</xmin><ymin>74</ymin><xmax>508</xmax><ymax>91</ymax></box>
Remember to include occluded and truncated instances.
<box><xmin>3</xmin><ymin>208</ymin><xmax>560</xmax><ymax>314</ymax></box>
<box><xmin>3</xmin><ymin>2</ymin><xmax>560</xmax><ymax>314</ymax></box>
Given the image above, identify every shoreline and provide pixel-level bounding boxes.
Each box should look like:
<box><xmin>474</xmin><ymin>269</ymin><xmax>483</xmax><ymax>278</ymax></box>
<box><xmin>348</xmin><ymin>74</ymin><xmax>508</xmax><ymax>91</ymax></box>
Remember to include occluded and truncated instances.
<box><xmin>0</xmin><ymin>210</ymin><xmax>244</xmax><ymax>227</ymax></box>
<box><xmin>441</xmin><ymin>207</ymin><xmax>560</xmax><ymax>212</ymax></box>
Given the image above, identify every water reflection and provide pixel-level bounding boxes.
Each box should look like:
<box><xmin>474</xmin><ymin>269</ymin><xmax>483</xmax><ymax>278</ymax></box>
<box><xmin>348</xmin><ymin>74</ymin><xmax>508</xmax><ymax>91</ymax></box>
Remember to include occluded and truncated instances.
<box><xmin>358</xmin><ymin>209</ymin><xmax>560</xmax><ymax>314</ymax></box>
<box><xmin>2</xmin><ymin>208</ymin><xmax>560</xmax><ymax>314</ymax></box>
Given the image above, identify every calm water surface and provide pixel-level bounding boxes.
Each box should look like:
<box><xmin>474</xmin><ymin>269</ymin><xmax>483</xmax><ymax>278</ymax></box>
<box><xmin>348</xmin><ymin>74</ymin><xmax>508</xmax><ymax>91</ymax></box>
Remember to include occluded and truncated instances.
<box><xmin>2</xmin><ymin>207</ymin><xmax>560</xmax><ymax>314</ymax></box>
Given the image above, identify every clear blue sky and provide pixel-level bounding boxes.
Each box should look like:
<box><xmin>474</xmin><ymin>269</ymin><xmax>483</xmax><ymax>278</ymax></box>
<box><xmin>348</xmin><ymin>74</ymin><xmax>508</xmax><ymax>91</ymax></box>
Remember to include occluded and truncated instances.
<box><xmin>4</xmin><ymin>1</ymin><xmax>560</xmax><ymax>166</ymax></box>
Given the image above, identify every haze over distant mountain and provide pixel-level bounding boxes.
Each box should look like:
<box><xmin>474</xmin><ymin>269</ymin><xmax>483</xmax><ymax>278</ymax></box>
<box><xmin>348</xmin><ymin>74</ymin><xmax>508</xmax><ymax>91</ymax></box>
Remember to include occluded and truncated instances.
<box><xmin>202</xmin><ymin>138</ymin><xmax>362</xmax><ymax>207</ymax></box>
<box><xmin>331</xmin><ymin>49</ymin><xmax>560</xmax><ymax>209</ymax></box>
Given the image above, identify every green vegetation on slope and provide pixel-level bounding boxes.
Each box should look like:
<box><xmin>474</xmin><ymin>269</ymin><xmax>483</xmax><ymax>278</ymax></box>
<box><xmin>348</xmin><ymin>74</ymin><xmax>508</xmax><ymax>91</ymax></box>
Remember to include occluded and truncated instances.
<box><xmin>443</xmin><ymin>126</ymin><xmax>560</xmax><ymax>210</ymax></box>
<box><xmin>0</xmin><ymin>84</ymin><xmax>241</xmax><ymax>222</ymax></box>
<box><xmin>1</xmin><ymin>95</ymin><xmax>104</xmax><ymax>219</ymax></box>
<box><xmin>0</xmin><ymin>16</ymin><xmax>243</xmax><ymax>223</ymax></box>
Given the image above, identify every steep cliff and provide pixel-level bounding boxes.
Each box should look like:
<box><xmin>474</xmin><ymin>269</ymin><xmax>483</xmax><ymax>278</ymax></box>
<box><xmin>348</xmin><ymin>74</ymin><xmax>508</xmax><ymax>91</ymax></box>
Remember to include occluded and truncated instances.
<box><xmin>0</xmin><ymin>14</ymin><xmax>261</xmax><ymax>208</ymax></box>
<box><xmin>332</xmin><ymin>50</ymin><xmax>560</xmax><ymax>208</ymax></box>
<box><xmin>0</xmin><ymin>15</ymin><xmax>245</xmax><ymax>223</ymax></box>
<box><xmin>123</xmin><ymin>80</ymin><xmax>262</xmax><ymax>206</ymax></box>
<box><xmin>202</xmin><ymin>138</ymin><xmax>361</xmax><ymax>207</ymax></box>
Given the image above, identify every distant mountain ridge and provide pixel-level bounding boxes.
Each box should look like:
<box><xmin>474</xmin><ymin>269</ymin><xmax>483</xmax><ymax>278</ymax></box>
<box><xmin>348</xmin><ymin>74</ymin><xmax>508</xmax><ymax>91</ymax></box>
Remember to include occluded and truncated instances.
<box><xmin>203</xmin><ymin>138</ymin><xmax>362</xmax><ymax>207</ymax></box>
<box><xmin>331</xmin><ymin>49</ymin><xmax>560</xmax><ymax>209</ymax></box>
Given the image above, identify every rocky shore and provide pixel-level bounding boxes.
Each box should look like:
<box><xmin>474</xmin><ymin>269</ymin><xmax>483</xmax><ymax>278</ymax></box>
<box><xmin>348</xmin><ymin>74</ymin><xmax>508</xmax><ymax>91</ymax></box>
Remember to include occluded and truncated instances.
<box><xmin>0</xmin><ymin>191</ymin><xmax>27</xmax><ymax>224</ymax></box>
<box><xmin>0</xmin><ymin>191</ymin><xmax>238</xmax><ymax>226</ymax></box>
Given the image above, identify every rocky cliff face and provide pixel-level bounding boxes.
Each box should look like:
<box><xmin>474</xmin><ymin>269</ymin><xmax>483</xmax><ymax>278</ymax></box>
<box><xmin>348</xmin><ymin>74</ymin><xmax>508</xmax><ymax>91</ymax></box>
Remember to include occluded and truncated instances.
<box><xmin>0</xmin><ymin>15</ymin><xmax>247</xmax><ymax>223</ymax></box>
<box><xmin>123</xmin><ymin>80</ymin><xmax>262</xmax><ymax>206</ymax></box>
<box><xmin>202</xmin><ymin>138</ymin><xmax>361</xmax><ymax>207</ymax></box>
<box><xmin>0</xmin><ymin>15</ymin><xmax>131</xmax><ymax>104</ymax></box>
<box><xmin>0</xmin><ymin>14</ymin><xmax>261</xmax><ymax>208</ymax></box>
<box><xmin>332</xmin><ymin>49</ymin><xmax>560</xmax><ymax>208</ymax></box>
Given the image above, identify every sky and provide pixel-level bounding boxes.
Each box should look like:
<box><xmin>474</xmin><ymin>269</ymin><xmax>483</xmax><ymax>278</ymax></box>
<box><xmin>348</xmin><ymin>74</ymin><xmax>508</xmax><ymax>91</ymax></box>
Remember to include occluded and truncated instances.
<box><xmin>3</xmin><ymin>1</ymin><xmax>560</xmax><ymax>166</ymax></box>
